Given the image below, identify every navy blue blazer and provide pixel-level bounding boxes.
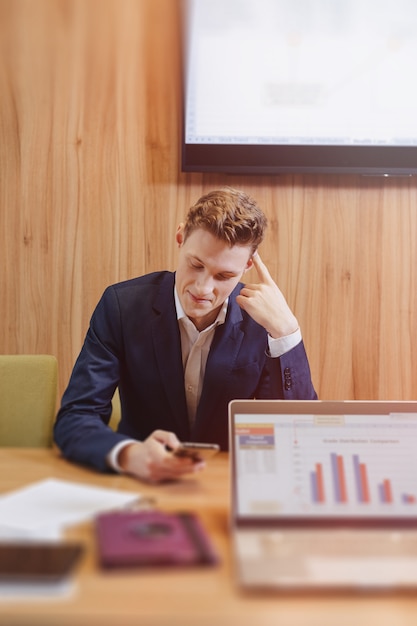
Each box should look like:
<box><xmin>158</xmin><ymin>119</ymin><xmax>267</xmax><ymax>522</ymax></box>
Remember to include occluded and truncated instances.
<box><xmin>54</xmin><ymin>271</ymin><xmax>317</xmax><ymax>471</ymax></box>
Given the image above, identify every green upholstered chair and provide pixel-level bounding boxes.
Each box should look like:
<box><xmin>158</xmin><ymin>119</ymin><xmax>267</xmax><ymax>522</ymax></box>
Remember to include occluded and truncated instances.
<box><xmin>109</xmin><ymin>387</ymin><xmax>121</xmax><ymax>431</ymax></box>
<box><xmin>0</xmin><ymin>354</ymin><xmax>58</xmax><ymax>447</ymax></box>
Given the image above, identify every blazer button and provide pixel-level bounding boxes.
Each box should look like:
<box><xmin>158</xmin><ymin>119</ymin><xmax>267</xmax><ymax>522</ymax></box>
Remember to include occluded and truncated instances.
<box><xmin>284</xmin><ymin>367</ymin><xmax>292</xmax><ymax>390</ymax></box>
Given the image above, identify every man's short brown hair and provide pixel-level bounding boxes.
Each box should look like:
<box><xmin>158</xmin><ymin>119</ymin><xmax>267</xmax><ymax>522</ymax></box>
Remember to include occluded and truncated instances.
<box><xmin>183</xmin><ymin>187</ymin><xmax>267</xmax><ymax>254</ymax></box>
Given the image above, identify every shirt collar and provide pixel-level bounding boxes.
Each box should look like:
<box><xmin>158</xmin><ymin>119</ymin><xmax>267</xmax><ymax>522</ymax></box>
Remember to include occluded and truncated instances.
<box><xmin>174</xmin><ymin>286</ymin><xmax>228</xmax><ymax>327</ymax></box>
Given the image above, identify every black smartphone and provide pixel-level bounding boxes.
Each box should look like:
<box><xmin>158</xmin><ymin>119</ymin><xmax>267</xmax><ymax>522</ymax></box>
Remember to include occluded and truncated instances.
<box><xmin>172</xmin><ymin>442</ymin><xmax>220</xmax><ymax>463</ymax></box>
<box><xmin>0</xmin><ymin>542</ymin><xmax>84</xmax><ymax>583</ymax></box>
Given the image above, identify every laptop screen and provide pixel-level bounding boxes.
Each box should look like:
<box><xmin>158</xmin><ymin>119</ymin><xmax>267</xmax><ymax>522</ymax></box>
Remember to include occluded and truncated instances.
<box><xmin>229</xmin><ymin>400</ymin><xmax>417</xmax><ymax>526</ymax></box>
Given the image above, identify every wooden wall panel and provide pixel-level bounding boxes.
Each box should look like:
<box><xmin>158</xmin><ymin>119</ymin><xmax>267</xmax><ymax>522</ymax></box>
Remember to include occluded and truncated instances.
<box><xmin>1</xmin><ymin>0</ymin><xmax>416</xmax><ymax>407</ymax></box>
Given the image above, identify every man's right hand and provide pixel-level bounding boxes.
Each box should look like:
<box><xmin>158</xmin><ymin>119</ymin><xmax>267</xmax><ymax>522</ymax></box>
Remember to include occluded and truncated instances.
<box><xmin>117</xmin><ymin>429</ymin><xmax>205</xmax><ymax>483</ymax></box>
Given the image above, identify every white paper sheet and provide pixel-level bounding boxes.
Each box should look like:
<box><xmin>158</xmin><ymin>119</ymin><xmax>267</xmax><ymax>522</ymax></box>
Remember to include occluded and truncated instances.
<box><xmin>0</xmin><ymin>478</ymin><xmax>141</xmax><ymax>539</ymax></box>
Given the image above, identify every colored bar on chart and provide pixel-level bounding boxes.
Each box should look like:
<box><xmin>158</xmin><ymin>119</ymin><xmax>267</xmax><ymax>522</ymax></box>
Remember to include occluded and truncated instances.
<box><xmin>331</xmin><ymin>453</ymin><xmax>340</xmax><ymax>502</ymax></box>
<box><xmin>316</xmin><ymin>463</ymin><xmax>325</xmax><ymax>503</ymax></box>
<box><xmin>353</xmin><ymin>454</ymin><xmax>370</xmax><ymax>503</ymax></box>
<box><xmin>402</xmin><ymin>494</ymin><xmax>416</xmax><ymax>504</ymax></box>
<box><xmin>310</xmin><ymin>463</ymin><xmax>325</xmax><ymax>504</ymax></box>
<box><xmin>331</xmin><ymin>453</ymin><xmax>348</xmax><ymax>503</ymax></box>
<box><xmin>360</xmin><ymin>463</ymin><xmax>370</xmax><ymax>503</ymax></box>
<box><xmin>310</xmin><ymin>471</ymin><xmax>317</xmax><ymax>503</ymax></box>
<box><xmin>379</xmin><ymin>479</ymin><xmax>393</xmax><ymax>504</ymax></box>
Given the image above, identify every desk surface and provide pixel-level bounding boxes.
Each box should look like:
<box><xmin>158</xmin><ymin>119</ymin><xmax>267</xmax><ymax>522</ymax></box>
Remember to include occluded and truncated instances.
<box><xmin>1</xmin><ymin>448</ymin><xmax>417</xmax><ymax>626</ymax></box>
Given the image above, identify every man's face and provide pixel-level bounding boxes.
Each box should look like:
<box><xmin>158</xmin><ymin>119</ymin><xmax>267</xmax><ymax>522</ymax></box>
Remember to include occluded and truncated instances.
<box><xmin>175</xmin><ymin>226</ymin><xmax>253</xmax><ymax>331</ymax></box>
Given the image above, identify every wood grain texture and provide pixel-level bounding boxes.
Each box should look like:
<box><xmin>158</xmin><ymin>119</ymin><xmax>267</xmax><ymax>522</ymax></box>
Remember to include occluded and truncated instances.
<box><xmin>1</xmin><ymin>0</ymin><xmax>416</xmax><ymax>406</ymax></box>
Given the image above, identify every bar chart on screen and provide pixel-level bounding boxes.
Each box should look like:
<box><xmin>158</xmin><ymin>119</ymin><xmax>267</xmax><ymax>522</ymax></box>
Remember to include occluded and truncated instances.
<box><xmin>292</xmin><ymin>416</ymin><xmax>417</xmax><ymax>516</ymax></box>
<box><xmin>309</xmin><ymin>451</ymin><xmax>417</xmax><ymax>507</ymax></box>
<box><xmin>234</xmin><ymin>411</ymin><xmax>417</xmax><ymax>518</ymax></box>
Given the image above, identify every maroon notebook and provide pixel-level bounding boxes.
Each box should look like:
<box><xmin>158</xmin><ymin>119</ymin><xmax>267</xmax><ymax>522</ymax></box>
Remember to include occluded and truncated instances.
<box><xmin>95</xmin><ymin>509</ymin><xmax>219</xmax><ymax>568</ymax></box>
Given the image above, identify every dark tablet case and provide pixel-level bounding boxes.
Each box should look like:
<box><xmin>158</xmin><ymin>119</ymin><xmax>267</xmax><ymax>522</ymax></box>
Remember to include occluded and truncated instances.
<box><xmin>95</xmin><ymin>509</ymin><xmax>219</xmax><ymax>568</ymax></box>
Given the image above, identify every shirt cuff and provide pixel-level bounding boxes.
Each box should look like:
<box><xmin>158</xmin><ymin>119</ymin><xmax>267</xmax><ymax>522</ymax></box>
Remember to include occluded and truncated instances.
<box><xmin>267</xmin><ymin>328</ymin><xmax>302</xmax><ymax>358</ymax></box>
<box><xmin>106</xmin><ymin>439</ymin><xmax>137</xmax><ymax>473</ymax></box>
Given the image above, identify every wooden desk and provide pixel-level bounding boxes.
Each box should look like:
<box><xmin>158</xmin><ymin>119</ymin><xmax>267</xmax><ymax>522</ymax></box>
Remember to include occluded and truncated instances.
<box><xmin>1</xmin><ymin>448</ymin><xmax>417</xmax><ymax>626</ymax></box>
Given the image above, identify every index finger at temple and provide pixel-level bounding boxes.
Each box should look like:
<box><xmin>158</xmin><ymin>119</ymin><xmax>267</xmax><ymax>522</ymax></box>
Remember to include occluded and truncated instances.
<box><xmin>252</xmin><ymin>253</ymin><xmax>273</xmax><ymax>283</ymax></box>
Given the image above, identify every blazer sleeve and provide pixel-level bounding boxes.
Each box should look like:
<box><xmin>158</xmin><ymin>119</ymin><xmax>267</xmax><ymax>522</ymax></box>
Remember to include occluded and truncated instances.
<box><xmin>255</xmin><ymin>339</ymin><xmax>318</xmax><ymax>401</ymax></box>
<box><xmin>54</xmin><ymin>286</ymin><xmax>134</xmax><ymax>472</ymax></box>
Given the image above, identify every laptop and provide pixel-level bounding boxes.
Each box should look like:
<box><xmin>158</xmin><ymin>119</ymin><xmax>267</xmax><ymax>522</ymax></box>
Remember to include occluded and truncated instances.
<box><xmin>229</xmin><ymin>399</ymin><xmax>417</xmax><ymax>591</ymax></box>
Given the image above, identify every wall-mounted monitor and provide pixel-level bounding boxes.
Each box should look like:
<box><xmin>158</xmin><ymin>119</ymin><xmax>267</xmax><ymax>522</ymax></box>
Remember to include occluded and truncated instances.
<box><xmin>181</xmin><ymin>0</ymin><xmax>417</xmax><ymax>175</ymax></box>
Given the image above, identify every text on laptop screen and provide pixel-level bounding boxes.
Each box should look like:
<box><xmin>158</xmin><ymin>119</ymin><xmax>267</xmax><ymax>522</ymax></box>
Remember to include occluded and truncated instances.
<box><xmin>234</xmin><ymin>412</ymin><xmax>417</xmax><ymax>518</ymax></box>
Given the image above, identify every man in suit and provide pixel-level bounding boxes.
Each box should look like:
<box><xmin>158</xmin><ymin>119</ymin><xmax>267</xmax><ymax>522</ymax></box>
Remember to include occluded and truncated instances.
<box><xmin>54</xmin><ymin>187</ymin><xmax>317</xmax><ymax>482</ymax></box>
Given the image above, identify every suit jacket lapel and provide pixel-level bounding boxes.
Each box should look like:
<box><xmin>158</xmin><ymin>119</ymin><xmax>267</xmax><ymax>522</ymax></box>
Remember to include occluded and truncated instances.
<box><xmin>151</xmin><ymin>274</ymin><xmax>190</xmax><ymax>439</ymax></box>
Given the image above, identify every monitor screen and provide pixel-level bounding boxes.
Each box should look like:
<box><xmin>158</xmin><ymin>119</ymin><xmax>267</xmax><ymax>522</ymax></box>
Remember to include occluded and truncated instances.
<box><xmin>182</xmin><ymin>0</ymin><xmax>417</xmax><ymax>175</ymax></box>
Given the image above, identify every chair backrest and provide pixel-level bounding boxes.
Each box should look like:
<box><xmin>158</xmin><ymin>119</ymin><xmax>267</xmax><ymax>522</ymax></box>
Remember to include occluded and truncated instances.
<box><xmin>0</xmin><ymin>354</ymin><xmax>58</xmax><ymax>447</ymax></box>
<box><xmin>109</xmin><ymin>387</ymin><xmax>121</xmax><ymax>431</ymax></box>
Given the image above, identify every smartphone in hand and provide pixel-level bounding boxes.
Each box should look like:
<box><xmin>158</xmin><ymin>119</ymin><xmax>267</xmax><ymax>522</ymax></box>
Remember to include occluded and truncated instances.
<box><xmin>172</xmin><ymin>442</ymin><xmax>220</xmax><ymax>463</ymax></box>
